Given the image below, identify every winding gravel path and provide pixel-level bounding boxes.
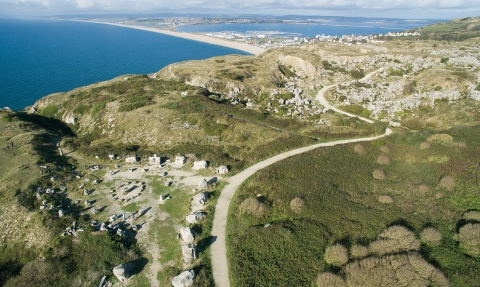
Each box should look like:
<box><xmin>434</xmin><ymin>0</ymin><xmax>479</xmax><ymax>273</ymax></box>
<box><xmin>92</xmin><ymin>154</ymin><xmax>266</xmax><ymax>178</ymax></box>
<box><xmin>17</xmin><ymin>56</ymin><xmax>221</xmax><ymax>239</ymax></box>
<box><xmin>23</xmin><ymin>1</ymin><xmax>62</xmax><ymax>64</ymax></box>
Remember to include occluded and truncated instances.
<box><xmin>210</xmin><ymin>68</ymin><xmax>389</xmax><ymax>287</ymax></box>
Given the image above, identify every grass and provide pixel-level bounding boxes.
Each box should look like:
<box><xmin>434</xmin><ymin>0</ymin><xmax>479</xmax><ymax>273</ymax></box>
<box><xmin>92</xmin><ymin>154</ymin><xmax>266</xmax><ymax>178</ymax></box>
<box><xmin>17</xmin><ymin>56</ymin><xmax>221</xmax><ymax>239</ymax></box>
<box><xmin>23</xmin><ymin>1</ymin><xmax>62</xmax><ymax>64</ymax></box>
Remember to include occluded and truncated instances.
<box><xmin>227</xmin><ymin>126</ymin><xmax>480</xmax><ymax>287</ymax></box>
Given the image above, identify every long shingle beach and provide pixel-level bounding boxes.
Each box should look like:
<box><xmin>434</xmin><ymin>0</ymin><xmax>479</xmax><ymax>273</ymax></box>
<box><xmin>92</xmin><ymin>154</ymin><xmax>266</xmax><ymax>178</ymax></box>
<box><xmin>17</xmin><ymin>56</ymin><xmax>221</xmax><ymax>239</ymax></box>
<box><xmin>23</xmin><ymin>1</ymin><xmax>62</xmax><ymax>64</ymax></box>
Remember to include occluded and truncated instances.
<box><xmin>78</xmin><ymin>20</ymin><xmax>265</xmax><ymax>56</ymax></box>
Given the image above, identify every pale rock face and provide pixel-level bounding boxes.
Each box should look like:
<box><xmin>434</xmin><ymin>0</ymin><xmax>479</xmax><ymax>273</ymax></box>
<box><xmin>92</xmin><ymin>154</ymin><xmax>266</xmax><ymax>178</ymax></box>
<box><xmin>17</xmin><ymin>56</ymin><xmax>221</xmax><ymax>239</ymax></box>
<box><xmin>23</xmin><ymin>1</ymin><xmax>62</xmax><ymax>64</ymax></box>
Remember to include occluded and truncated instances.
<box><xmin>198</xmin><ymin>178</ymin><xmax>208</xmax><ymax>190</ymax></box>
<box><xmin>180</xmin><ymin>227</ymin><xmax>194</xmax><ymax>243</ymax></box>
<box><xmin>182</xmin><ymin>244</ymin><xmax>197</xmax><ymax>263</ymax></box>
<box><xmin>185</xmin><ymin>212</ymin><xmax>206</xmax><ymax>224</ymax></box>
<box><xmin>172</xmin><ymin>270</ymin><xmax>195</xmax><ymax>287</ymax></box>
<box><xmin>191</xmin><ymin>192</ymin><xmax>209</xmax><ymax>212</ymax></box>
<box><xmin>216</xmin><ymin>165</ymin><xmax>229</xmax><ymax>174</ymax></box>
<box><xmin>125</xmin><ymin>156</ymin><xmax>138</xmax><ymax>163</ymax></box>
<box><xmin>113</xmin><ymin>264</ymin><xmax>130</xmax><ymax>282</ymax></box>
<box><xmin>278</xmin><ymin>55</ymin><xmax>317</xmax><ymax>79</ymax></box>
<box><xmin>62</xmin><ymin>112</ymin><xmax>77</xmax><ymax>124</ymax></box>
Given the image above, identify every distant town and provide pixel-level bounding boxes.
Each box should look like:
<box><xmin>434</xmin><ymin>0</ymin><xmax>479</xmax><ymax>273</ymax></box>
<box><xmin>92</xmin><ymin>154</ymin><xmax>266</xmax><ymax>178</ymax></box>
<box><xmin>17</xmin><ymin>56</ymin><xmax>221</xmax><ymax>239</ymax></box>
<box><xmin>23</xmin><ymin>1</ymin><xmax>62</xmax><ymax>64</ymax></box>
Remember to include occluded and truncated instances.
<box><xmin>73</xmin><ymin>15</ymin><xmax>429</xmax><ymax>50</ymax></box>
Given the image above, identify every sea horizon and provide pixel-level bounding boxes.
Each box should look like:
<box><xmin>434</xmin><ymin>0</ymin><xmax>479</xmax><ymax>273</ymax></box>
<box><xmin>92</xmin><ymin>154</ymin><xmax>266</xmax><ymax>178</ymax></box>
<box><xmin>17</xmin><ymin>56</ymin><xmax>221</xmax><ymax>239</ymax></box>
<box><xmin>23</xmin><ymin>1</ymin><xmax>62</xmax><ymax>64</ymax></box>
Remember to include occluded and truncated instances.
<box><xmin>1</xmin><ymin>17</ymin><xmax>439</xmax><ymax>111</ymax></box>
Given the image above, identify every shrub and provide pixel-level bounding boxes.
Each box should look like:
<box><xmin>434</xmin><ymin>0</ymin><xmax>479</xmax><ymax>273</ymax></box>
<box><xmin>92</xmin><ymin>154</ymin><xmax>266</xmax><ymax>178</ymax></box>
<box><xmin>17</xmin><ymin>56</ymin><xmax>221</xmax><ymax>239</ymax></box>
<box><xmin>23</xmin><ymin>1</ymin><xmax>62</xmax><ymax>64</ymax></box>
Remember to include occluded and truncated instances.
<box><xmin>353</xmin><ymin>144</ymin><xmax>365</xmax><ymax>154</ymax></box>
<box><xmin>372</xmin><ymin>169</ymin><xmax>386</xmax><ymax>180</ymax></box>
<box><xmin>376</xmin><ymin>155</ymin><xmax>391</xmax><ymax>165</ymax></box>
<box><xmin>316</xmin><ymin>272</ymin><xmax>346</xmax><ymax>287</ymax></box>
<box><xmin>420</xmin><ymin>227</ymin><xmax>442</xmax><ymax>246</ymax></box>
<box><xmin>438</xmin><ymin>175</ymin><xmax>455</xmax><ymax>191</ymax></box>
<box><xmin>463</xmin><ymin>211</ymin><xmax>480</xmax><ymax>222</ymax></box>
<box><xmin>239</xmin><ymin>198</ymin><xmax>271</xmax><ymax>218</ymax></box>
<box><xmin>324</xmin><ymin>244</ymin><xmax>349</xmax><ymax>267</ymax></box>
<box><xmin>455</xmin><ymin>223</ymin><xmax>480</xmax><ymax>257</ymax></box>
<box><xmin>344</xmin><ymin>253</ymin><xmax>450</xmax><ymax>287</ymax></box>
<box><xmin>290</xmin><ymin>197</ymin><xmax>304</xmax><ymax>213</ymax></box>
<box><xmin>350</xmin><ymin>70</ymin><xmax>365</xmax><ymax>79</ymax></box>
<box><xmin>427</xmin><ymin>134</ymin><xmax>454</xmax><ymax>144</ymax></box>
<box><xmin>378</xmin><ymin>195</ymin><xmax>394</xmax><ymax>204</ymax></box>
<box><xmin>350</xmin><ymin>245</ymin><xmax>369</xmax><ymax>259</ymax></box>
<box><xmin>369</xmin><ymin>225</ymin><xmax>420</xmax><ymax>256</ymax></box>
<box><xmin>278</xmin><ymin>65</ymin><xmax>296</xmax><ymax>78</ymax></box>
<box><xmin>419</xmin><ymin>142</ymin><xmax>431</xmax><ymax>149</ymax></box>
<box><xmin>418</xmin><ymin>184</ymin><xmax>431</xmax><ymax>193</ymax></box>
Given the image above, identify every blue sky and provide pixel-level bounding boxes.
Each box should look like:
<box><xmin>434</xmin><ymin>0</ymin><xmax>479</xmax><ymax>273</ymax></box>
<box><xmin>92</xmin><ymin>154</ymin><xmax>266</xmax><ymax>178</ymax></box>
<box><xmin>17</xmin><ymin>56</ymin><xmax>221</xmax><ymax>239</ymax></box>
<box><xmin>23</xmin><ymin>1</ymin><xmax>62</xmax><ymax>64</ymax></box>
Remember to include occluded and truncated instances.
<box><xmin>1</xmin><ymin>0</ymin><xmax>479</xmax><ymax>19</ymax></box>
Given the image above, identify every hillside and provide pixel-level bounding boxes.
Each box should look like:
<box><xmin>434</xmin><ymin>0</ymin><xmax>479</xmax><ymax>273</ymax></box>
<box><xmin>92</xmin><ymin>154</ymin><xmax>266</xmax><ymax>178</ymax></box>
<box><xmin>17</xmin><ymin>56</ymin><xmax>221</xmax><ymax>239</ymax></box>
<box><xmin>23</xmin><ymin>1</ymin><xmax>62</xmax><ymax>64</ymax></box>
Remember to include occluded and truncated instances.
<box><xmin>6</xmin><ymin>29</ymin><xmax>480</xmax><ymax>286</ymax></box>
<box><xmin>410</xmin><ymin>16</ymin><xmax>480</xmax><ymax>41</ymax></box>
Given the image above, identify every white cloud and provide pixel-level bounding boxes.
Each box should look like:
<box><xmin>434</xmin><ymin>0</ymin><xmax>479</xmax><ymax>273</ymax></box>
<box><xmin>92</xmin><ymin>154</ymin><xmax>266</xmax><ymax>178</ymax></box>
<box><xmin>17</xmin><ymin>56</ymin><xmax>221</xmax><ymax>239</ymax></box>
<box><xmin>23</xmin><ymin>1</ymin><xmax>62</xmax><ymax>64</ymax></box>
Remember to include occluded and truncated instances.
<box><xmin>1</xmin><ymin>0</ymin><xmax>479</xmax><ymax>18</ymax></box>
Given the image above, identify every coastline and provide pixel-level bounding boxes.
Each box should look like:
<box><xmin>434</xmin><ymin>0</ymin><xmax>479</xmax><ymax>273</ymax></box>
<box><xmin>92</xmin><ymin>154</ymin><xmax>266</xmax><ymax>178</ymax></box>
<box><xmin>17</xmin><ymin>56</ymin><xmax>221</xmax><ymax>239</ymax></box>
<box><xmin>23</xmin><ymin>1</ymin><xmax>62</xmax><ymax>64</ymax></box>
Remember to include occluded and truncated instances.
<box><xmin>75</xmin><ymin>20</ymin><xmax>265</xmax><ymax>56</ymax></box>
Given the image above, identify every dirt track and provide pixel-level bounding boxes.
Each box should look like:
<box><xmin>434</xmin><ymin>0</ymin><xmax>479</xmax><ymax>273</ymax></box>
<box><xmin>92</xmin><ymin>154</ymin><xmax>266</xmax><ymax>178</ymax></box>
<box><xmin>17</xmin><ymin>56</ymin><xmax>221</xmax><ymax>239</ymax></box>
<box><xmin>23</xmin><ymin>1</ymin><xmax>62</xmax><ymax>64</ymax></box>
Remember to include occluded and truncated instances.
<box><xmin>210</xmin><ymin>68</ymin><xmax>390</xmax><ymax>287</ymax></box>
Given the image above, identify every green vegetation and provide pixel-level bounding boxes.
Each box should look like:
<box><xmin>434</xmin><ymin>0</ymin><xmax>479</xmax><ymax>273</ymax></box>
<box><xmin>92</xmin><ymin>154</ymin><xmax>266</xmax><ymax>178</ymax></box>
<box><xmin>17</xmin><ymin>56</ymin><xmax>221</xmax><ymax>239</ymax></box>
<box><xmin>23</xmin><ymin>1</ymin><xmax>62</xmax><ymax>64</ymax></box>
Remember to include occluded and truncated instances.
<box><xmin>227</xmin><ymin>126</ymin><xmax>480</xmax><ymax>286</ymax></box>
<box><xmin>415</xmin><ymin>17</ymin><xmax>480</xmax><ymax>41</ymax></box>
<box><xmin>278</xmin><ymin>64</ymin><xmax>296</xmax><ymax>78</ymax></box>
<box><xmin>0</xmin><ymin>111</ymin><xmax>142</xmax><ymax>286</ymax></box>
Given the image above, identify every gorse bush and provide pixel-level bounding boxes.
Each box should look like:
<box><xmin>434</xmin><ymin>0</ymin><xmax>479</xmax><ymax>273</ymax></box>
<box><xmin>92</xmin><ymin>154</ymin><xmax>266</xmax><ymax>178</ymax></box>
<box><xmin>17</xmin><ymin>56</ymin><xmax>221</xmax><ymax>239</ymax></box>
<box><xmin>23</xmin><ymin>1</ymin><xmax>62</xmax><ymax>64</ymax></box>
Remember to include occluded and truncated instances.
<box><xmin>455</xmin><ymin>223</ymin><xmax>480</xmax><ymax>257</ymax></box>
<box><xmin>239</xmin><ymin>198</ymin><xmax>271</xmax><ymax>218</ymax></box>
<box><xmin>420</xmin><ymin>227</ymin><xmax>443</xmax><ymax>246</ymax></box>
<box><xmin>290</xmin><ymin>197</ymin><xmax>304</xmax><ymax>213</ymax></box>
<box><xmin>368</xmin><ymin>225</ymin><xmax>420</xmax><ymax>256</ymax></box>
<box><xmin>317</xmin><ymin>272</ymin><xmax>346</xmax><ymax>287</ymax></box>
<box><xmin>324</xmin><ymin>244</ymin><xmax>349</xmax><ymax>267</ymax></box>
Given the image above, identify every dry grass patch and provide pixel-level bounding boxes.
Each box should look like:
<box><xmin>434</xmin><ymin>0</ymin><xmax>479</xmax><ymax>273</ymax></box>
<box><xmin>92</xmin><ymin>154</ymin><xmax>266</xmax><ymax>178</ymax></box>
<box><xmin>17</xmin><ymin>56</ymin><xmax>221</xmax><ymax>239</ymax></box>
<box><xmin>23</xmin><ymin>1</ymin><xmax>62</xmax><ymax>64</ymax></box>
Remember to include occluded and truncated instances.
<box><xmin>377</xmin><ymin>195</ymin><xmax>393</xmax><ymax>204</ymax></box>
<box><xmin>350</xmin><ymin>245</ymin><xmax>369</xmax><ymax>259</ymax></box>
<box><xmin>324</xmin><ymin>244</ymin><xmax>349</xmax><ymax>267</ymax></box>
<box><xmin>418</xmin><ymin>184</ymin><xmax>431</xmax><ymax>193</ymax></box>
<box><xmin>376</xmin><ymin>155</ymin><xmax>391</xmax><ymax>165</ymax></box>
<box><xmin>372</xmin><ymin>169</ymin><xmax>386</xmax><ymax>180</ymax></box>
<box><xmin>455</xmin><ymin>223</ymin><xmax>480</xmax><ymax>257</ymax></box>
<box><xmin>438</xmin><ymin>175</ymin><xmax>455</xmax><ymax>191</ymax></box>
<box><xmin>316</xmin><ymin>272</ymin><xmax>346</xmax><ymax>287</ymax></box>
<box><xmin>353</xmin><ymin>144</ymin><xmax>365</xmax><ymax>154</ymax></box>
<box><xmin>420</xmin><ymin>227</ymin><xmax>443</xmax><ymax>246</ymax></box>
<box><xmin>239</xmin><ymin>197</ymin><xmax>271</xmax><ymax>218</ymax></box>
<box><xmin>290</xmin><ymin>197</ymin><xmax>304</xmax><ymax>213</ymax></box>
<box><xmin>419</xmin><ymin>142</ymin><xmax>431</xmax><ymax>149</ymax></box>
<box><xmin>427</xmin><ymin>134</ymin><xmax>454</xmax><ymax>145</ymax></box>
<box><xmin>369</xmin><ymin>225</ymin><xmax>420</xmax><ymax>256</ymax></box>
<box><xmin>379</xmin><ymin>145</ymin><xmax>391</xmax><ymax>153</ymax></box>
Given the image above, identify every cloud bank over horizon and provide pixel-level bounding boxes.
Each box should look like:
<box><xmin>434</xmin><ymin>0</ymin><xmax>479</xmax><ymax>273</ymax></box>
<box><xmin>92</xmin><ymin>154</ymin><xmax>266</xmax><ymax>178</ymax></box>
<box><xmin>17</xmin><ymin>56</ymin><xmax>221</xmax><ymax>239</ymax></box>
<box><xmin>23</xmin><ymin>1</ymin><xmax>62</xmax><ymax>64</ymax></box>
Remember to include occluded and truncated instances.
<box><xmin>1</xmin><ymin>0</ymin><xmax>479</xmax><ymax>19</ymax></box>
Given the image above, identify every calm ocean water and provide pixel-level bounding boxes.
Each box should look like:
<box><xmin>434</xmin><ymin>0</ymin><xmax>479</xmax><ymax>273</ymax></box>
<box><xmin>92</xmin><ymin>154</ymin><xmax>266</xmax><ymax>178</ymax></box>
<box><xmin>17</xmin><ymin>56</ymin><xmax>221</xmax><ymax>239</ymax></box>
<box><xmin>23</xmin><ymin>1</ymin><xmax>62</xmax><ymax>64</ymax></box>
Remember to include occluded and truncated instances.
<box><xmin>0</xmin><ymin>19</ymin><xmax>249</xmax><ymax>110</ymax></box>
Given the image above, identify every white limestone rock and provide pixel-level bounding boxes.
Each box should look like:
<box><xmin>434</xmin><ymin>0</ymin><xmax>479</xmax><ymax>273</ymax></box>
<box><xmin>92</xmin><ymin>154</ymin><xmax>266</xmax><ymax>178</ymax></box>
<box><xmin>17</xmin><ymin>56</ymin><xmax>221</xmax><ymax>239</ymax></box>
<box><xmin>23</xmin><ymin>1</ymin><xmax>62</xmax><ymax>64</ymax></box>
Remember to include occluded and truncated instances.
<box><xmin>172</xmin><ymin>270</ymin><xmax>195</xmax><ymax>287</ymax></box>
<box><xmin>179</xmin><ymin>227</ymin><xmax>194</xmax><ymax>243</ymax></box>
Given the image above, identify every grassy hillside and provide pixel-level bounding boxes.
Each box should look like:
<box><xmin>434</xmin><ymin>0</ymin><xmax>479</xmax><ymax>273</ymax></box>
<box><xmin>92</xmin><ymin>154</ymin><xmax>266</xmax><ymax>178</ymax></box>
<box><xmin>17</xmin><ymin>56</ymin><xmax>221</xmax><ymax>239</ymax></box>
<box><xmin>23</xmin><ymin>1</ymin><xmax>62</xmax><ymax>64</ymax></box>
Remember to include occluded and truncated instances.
<box><xmin>412</xmin><ymin>17</ymin><xmax>480</xmax><ymax>41</ymax></box>
<box><xmin>227</xmin><ymin>125</ymin><xmax>480</xmax><ymax>286</ymax></box>
<box><xmin>0</xmin><ymin>111</ymin><xmax>141</xmax><ymax>286</ymax></box>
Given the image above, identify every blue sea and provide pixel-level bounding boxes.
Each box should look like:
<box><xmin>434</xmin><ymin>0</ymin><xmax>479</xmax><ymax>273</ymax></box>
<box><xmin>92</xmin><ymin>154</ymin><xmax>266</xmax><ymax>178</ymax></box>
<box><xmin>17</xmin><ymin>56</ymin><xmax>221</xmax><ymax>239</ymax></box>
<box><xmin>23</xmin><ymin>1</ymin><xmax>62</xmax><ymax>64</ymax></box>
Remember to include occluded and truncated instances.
<box><xmin>0</xmin><ymin>19</ymin><xmax>250</xmax><ymax>110</ymax></box>
<box><xmin>1</xmin><ymin>18</ymin><xmax>440</xmax><ymax>111</ymax></box>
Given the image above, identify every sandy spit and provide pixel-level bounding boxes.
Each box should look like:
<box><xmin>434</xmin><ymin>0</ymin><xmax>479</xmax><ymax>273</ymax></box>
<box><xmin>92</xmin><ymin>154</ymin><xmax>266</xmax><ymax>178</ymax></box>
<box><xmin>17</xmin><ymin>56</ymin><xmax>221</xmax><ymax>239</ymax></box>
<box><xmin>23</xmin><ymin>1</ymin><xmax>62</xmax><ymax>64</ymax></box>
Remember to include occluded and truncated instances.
<box><xmin>76</xmin><ymin>20</ymin><xmax>265</xmax><ymax>56</ymax></box>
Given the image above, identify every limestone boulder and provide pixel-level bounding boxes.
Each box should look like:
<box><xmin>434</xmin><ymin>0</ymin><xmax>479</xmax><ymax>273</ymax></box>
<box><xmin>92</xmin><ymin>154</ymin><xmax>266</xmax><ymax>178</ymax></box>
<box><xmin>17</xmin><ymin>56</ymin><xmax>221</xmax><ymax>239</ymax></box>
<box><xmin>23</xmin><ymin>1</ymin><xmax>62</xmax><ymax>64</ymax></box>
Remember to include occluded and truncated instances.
<box><xmin>180</xmin><ymin>227</ymin><xmax>194</xmax><ymax>243</ymax></box>
<box><xmin>182</xmin><ymin>244</ymin><xmax>197</xmax><ymax>263</ymax></box>
<box><xmin>198</xmin><ymin>179</ymin><xmax>208</xmax><ymax>190</ymax></box>
<box><xmin>185</xmin><ymin>212</ymin><xmax>206</xmax><ymax>224</ymax></box>
<box><xmin>172</xmin><ymin>270</ymin><xmax>195</xmax><ymax>287</ymax></box>
<box><xmin>191</xmin><ymin>192</ymin><xmax>208</xmax><ymax>212</ymax></box>
<box><xmin>113</xmin><ymin>263</ymin><xmax>131</xmax><ymax>282</ymax></box>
